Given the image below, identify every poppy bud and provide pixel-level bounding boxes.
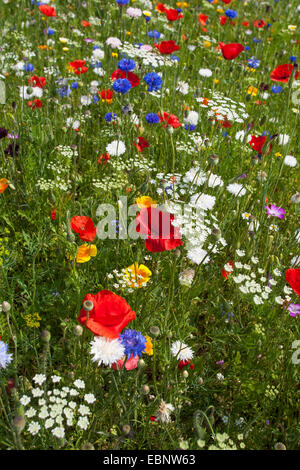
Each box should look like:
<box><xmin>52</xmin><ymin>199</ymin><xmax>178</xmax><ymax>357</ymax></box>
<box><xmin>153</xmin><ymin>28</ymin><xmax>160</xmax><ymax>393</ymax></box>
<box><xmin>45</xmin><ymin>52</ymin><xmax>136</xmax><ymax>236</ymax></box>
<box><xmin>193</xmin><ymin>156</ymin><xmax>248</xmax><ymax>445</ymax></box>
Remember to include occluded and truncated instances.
<box><xmin>82</xmin><ymin>442</ymin><xmax>95</xmax><ymax>450</ymax></box>
<box><xmin>138</xmin><ymin>359</ymin><xmax>146</xmax><ymax>369</ymax></box>
<box><xmin>13</xmin><ymin>416</ymin><xmax>26</xmax><ymax>434</ymax></box>
<box><xmin>198</xmin><ymin>377</ymin><xmax>204</xmax><ymax>385</ymax></box>
<box><xmin>174</xmin><ymin>248</ymin><xmax>181</xmax><ymax>258</ymax></box>
<box><xmin>73</xmin><ymin>325</ymin><xmax>83</xmax><ymax>336</ymax></box>
<box><xmin>122</xmin><ymin>424</ymin><xmax>131</xmax><ymax>435</ymax></box>
<box><xmin>274</xmin><ymin>442</ymin><xmax>286</xmax><ymax>450</ymax></box>
<box><xmin>26</xmin><ymin>86</ymin><xmax>34</xmax><ymax>95</ymax></box>
<box><xmin>2</xmin><ymin>301</ymin><xmax>11</xmax><ymax>313</ymax></box>
<box><xmin>166</xmin><ymin>125</ymin><xmax>174</xmax><ymax>135</ymax></box>
<box><xmin>211</xmin><ymin>228</ymin><xmax>222</xmax><ymax>241</ymax></box>
<box><xmin>209</xmin><ymin>153</ymin><xmax>219</xmax><ymax>165</ymax></box>
<box><xmin>291</xmin><ymin>192</ymin><xmax>300</xmax><ymax>204</ymax></box>
<box><xmin>183</xmin><ymin>370</ymin><xmax>189</xmax><ymax>378</ymax></box>
<box><xmin>251</xmin><ymin>155</ymin><xmax>260</xmax><ymax>165</ymax></box>
<box><xmin>150</xmin><ymin>326</ymin><xmax>160</xmax><ymax>337</ymax></box>
<box><xmin>40</xmin><ymin>330</ymin><xmax>51</xmax><ymax>343</ymax></box>
<box><xmin>141</xmin><ymin>384</ymin><xmax>150</xmax><ymax>395</ymax></box>
<box><xmin>83</xmin><ymin>300</ymin><xmax>94</xmax><ymax>312</ymax></box>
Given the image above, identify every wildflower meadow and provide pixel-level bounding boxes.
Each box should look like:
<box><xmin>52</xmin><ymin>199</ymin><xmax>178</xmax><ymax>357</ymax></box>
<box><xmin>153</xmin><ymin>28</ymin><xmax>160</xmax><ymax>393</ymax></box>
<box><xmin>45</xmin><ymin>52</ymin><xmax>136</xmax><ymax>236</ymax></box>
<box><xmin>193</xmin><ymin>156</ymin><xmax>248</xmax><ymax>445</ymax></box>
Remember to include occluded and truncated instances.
<box><xmin>0</xmin><ymin>0</ymin><xmax>299</xmax><ymax>453</ymax></box>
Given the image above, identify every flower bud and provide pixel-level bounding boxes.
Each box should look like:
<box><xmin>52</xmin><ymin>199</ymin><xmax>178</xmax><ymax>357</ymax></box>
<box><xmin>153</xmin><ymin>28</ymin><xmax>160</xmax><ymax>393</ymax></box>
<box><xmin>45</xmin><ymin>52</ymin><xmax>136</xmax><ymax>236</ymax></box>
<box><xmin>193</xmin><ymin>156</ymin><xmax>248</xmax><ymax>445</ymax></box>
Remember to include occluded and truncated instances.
<box><xmin>73</xmin><ymin>325</ymin><xmax>83</xmax><ymax>337</ymax></box>
<box><xmin>211</xmin><ymin>228</ymin><xmax>221</xmax><ymax>241</ymax></box>
<box><xmin>291</xmin><ymin>192</ymin><xmax>300</xmax><ymax>204</ymax></box>
<box><xmin>122</xmin><ymin>424</ymin><xmax>131</xmax><ymax>435</ymax></box>
<box><xmin>198</xmin><ymin>377</ymin><xmax>204</xmax><ymax>385</ymax></box>
<box><xmin>183</xmin><ymin>370</ymin><xmax>189</xmax><ymax>378</ymax></box>
<box><xmin>138</xmin><ymin>359</ymin><xmax>146</xmax><ymax>369</ymax></box>
<box><xmin>174</xmin><ymin>248</ymin><xmax>181</xmax><ymax>258</ymax></box>
<box><xmin>141</xmin><ymin>384</ymin><xmax>150</xmax><ymax>395</ymax></box>
<box><xmin>2</xmin><ymin>301</ymin><xmax>11</xmax><ymax>313</ymax></box>
<box><xmin>166</xmin><ymin>125</ymin><xmax>174</xmax><ymax>135</ymax></box>
<box><xmin>40</xmin><ymin>330</ymin><xmax>51</xmax><ymax>343</ymax></box>
<box><xmin>209</xmin><ymin>153</ymin><xmax>219</xmax><ymax>165</ymax></box>
<box><xmin>83</xmin><ymin>300</ymin><xmax>94</xmax><ymax>312</ymax></box>
<box><xmin>150</xmin><ymin>326</ymin><xmax>160</xmax><ymax>338</ymax></box>
<box><xmin>13</xmin><ymin>415</ymin><xmax>26</xmax><ymax>434</ymax></box>
<box><xmin>274</xmin><ymin>442</ymin><xmax>286</xmax><ymax>450</ymax></box>
<box><xmin>257</xmin><ymin>171</ymin><xmax>267</xmax><ymax>182</ymax></box>
<box><xmin>82</xmin><ymin>442</ymin><xmax>95</xmax><ymax>450</ymax></box>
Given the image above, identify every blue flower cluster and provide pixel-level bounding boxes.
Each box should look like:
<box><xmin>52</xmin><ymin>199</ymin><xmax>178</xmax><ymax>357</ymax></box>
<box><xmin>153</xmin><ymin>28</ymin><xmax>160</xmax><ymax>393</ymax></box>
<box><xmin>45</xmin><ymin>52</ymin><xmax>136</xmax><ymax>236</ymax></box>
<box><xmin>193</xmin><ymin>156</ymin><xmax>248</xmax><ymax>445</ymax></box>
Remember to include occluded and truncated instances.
<box><xmin>120</xmin><ymin>330</ymin><xmax>146</xmax><ymax>357</ymax></box>
<box><xmin>112</xmin><ymin>78</ymin><xmax>132</xmax><ymax>94</ymax></box>
<box><xmin>118</xmin><ymin>58</ymin><xmax>136</xmax><ymax>72</ymax></box>
<box><xmin>225</xmin><ymin>9</ymin><xmax>237</xmax><ymax>19</ymax></box>
<box><xmin>144</xmin><ymin>72</ymin><xmax>163</xmax><ymax>92</ymax></box>
<box><xmin>145</xmin><ymin>112</ymin><xmax>160</xmax><ymax>124</ymax></box>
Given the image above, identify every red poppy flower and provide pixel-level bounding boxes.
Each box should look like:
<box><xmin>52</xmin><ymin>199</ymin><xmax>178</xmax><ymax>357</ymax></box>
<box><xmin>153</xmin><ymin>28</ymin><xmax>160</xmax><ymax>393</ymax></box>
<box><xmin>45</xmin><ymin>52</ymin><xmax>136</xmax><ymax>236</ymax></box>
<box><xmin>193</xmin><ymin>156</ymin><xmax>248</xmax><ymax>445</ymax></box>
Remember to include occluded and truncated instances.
<box><xmin>69</xmin><ymin>60</ymin><xmax>88</xmax><ymax>75</ymax></box>
<box><xmin>221</xmin><ymin>0</ymin><xmax>233</xmax><ymax>3</ymax></box>
<box><xmin>178</xmin><ymin>359</ymin><xmax>195</xmax><ymax>370</ymax></box>
<box><xmin>286</xmin><ymin>268</ymin><xmax>300</xmax><ymax>297</ymax></box>
<box><xmin>81</xmin><ymin>20</ymin><xmax>91</xmax><ymax>27</ymax></box>
<box><xmin>248</xmin><ymin>135</ymin><xmax>272</xmax><ymax>155</ymax></box>
<box><xmin>133</xmin><ymin>137</ymin><xmax>149</xmax><ymax>152</ymax></box>
<box><xmin>221</xmin><ymin>119</ymin><xmax>232</xmax><ymax>128</ymax></box>
<box><xmin>39</xmin><ymin>5</ymin><xmax>57</xmax><ymax>17</ymax></box>
<box><xmin>220</xmin><ymin>16</ymin><xmax>228</xmax><ymax>25</ymax></box>
<box><xmin>165</xmin><ymin>8</ymin><xmax>183</xmax><ymax>21</ymax></box>
<box><xmin>156</xmin><ymin>2</ymin><xmax>166</xmax><ymax>13</ymax></box>
<box><xmin>78</xmin><ymin>290</ymin><xmax>136</xmax><ymax>338</ymax></box>
<box><xmin>111</xmin><ymin>69</ymin><xmax>140</xmax><ymax>88</ymax></box>
<box><xmin>154</xmin><ymin>40</ymin><xmax>180</xmax><ymax>55</ymax></box>
<box><xmin>71</xmin><ymin>216</ymin><xmax>97</xmax><ymax>242</ymax></box>
<box><xmin>136</xmin><ymin>207</ymin><xmax>183</xmax><ymax>252</ymax></box>
<box><xmin>254</xmin><ymin>19</ymin><xmax>266</xmax><ymax>28</ymax></box>
<box><xmin>97</xmin><ymin>153</ymin><xmax>111</xmax><ymax>165</ymax></box>
<box><xmin>28</xmin><ymin>76</ymin><xmax>46</xmax><ymax>88</ymax></box>
<box><xmin>219</xmin><ymin>42</ymin><xmax>244</xmax><ymax>60</ymax></box>
<box><xmin>198</xmin><ymin>13</ymin><xmax>208</xmax><ymax>25</ymax></box>
<box><xmin>51</xmin><ymin>209</ymin><xmax>57</xmax><ymax>221</ymax></box>
<box><xmin>150</xmin><ymin>416</ymin><xmax>157</xmax><ymax>421</ymax></box>
<box><xmin>28</xmin><ymin>99</ymin><xmax>42</xmax><ymax>109</ymax></box>
<box><xmin>270</xmin><ymin>64</ymin><xmax>299</xmax><ymax>83</ymax></box>
<box><xmin>222</xmin><ymin>261</ymin><xmax>234</xmax><ymax>280</ymax></box>
<box><xmin>158</xmin><ymin>112</ymin><xmax>181</xmax><ymax>129</ymax></box>
<box><xmin>99</xmin><ymin>89</ymin><xmax>114</xmax><ymax>102</ymax></box>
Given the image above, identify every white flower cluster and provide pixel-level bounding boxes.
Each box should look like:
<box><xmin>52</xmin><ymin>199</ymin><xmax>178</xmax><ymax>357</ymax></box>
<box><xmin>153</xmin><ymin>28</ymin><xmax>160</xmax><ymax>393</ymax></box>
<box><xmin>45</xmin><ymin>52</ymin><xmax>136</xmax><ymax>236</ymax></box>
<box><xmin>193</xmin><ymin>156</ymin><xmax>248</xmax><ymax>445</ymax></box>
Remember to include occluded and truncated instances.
<box><xmin>119</xmin><ymin>41</ymin><xmax>175</xmax><ymax>68</ymax></box>
<box><xmin>20</xmin><ymin>375</ymin><xmax>96</xmax><ymax>439</ymax></box>
<box><xmin>196</xmin><ymin>91</ymin><xmax>249</xmax><ymax>124</ymax></box>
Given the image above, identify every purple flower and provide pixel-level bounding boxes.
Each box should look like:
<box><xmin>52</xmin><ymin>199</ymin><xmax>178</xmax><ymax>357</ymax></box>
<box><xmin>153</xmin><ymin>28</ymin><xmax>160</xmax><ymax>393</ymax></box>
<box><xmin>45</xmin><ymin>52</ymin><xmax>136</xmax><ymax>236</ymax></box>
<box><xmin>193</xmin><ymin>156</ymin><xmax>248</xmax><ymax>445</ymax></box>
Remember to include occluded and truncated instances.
<box><xmin>287</xmin><ymin>304</ymin><xmax>300</xmax><ymax>317</ymax></box>
<box><xmin>264</xmin><ymin>204</ymin><xmax>285</xmax><ymax>219</ymax></box>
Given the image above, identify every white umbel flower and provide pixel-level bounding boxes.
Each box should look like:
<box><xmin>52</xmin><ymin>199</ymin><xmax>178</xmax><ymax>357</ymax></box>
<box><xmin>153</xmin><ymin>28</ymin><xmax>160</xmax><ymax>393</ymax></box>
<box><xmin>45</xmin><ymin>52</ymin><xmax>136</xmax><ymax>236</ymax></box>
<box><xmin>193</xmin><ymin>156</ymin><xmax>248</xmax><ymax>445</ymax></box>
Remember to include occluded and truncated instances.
<box><xmin>106</xmin><ymin>140</ymin><xmax>126</xmax><ymax>157</ymax></box>
<box><xmin>90</xmin><ymin>336</ymin><xmax>125</xmax><ymax>367</ymax></box>
<box><xmin>226</xmin><ymin>183</ymin><xmax>246</xmax><ymax>197</ymax></box>
<box><xmin>283</xmin><ymin>155</ymin><xmax>297</xmax><ymax>167</ymax></box>
<box><xmin>170</xmin><ymin>341</ymin><xmax>194</xmax><ymax>361</ymax></box>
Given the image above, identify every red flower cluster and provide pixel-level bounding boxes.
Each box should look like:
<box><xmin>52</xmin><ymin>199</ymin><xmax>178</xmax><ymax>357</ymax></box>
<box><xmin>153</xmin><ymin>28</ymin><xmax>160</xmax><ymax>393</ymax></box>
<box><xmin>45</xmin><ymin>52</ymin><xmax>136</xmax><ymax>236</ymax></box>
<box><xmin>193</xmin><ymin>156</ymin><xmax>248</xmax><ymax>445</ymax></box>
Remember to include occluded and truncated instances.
<box><xmin>156</xmin><ymin>3</ymin><xmax>183</xmax><ymax>21</ymax></box>
<box><xmin>154</xmin><ymin>40</ymin><xmax>180</xmax><ymax>55</ymax></box>
<box><xmin>219</xmin><ymin>42</ymin><xmax>244</xmax><ymax>60</ymax></box>
<box><xmin>286</xmin><ymin>268</ymin><xmax>300</xmax><ymax>297</ymax></box>
<box><xmin>78</xmin><ymin>290</ymin><xmax>136</xmax><ymax>338</ymax></box>
<box><xmin>133</xmin><ymin>137</ymin><xmax>149</xmax><ymax>152</ymax></box>
<box><xmin>39</xmin><ymin>5</ymin><xmax>57</xmax><ymax>17</ymax></box>
<box><xmin>158</xmin><ymin>112</ymin><xmax>181</xmax><ymax>129</ymax></box>
<box><xmin>70</xmin><ymin>216</ymin><xmax>97</xmax><ymax>242</ymax></box>
<box><xmin>111</xmin><ymin>69</ymin><xmax>140</xmax><ymax>88</ymax></box>
<box><xmin>270</xmin><ymin>64</ymin><xmax>299</xmax><ymax>83</ymax></box>
<box><xmin>178</xmin><ymin>359</ymin><xmax>195</xmax><ymax>370</ymax></box>
<box><xmin>28</xmin><ymin>99</ymin><xmax>42</xmax><ymax>109</ymax></box>
<box><xmin>28</xmin><ymin>76</ymin><xmax>46</xmax><ymax>88</ymax></box>
<box><xmin>136</xmin><ymin>206</ymin><xmax>183</xmax><ymax>252</ymax></box>
<box><xmin>99</xmin><ymin>89</ymin><xmax>114</xmax><ymax>103</ymax></box>
<box><xmin>69</xmin><ymin>60</ymin><xmax>88</xmax><ymax>75</ymax></box>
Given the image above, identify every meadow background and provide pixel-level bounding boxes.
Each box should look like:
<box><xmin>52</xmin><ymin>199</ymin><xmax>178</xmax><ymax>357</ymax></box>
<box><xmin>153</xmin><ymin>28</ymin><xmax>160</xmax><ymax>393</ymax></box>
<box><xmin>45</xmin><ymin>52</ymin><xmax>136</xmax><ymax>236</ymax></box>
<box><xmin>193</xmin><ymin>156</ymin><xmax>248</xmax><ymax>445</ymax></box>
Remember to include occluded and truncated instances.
<box><xmin>0</xmin><ymin>0</ymin><xmax>299</xmax><ymax>450</ymax></box>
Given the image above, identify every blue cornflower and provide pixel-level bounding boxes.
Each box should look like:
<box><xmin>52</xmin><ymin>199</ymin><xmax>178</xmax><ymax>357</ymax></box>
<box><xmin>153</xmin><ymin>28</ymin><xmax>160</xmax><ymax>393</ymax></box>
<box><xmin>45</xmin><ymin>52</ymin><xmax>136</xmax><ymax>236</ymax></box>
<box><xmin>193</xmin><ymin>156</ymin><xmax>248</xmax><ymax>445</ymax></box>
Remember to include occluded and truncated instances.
<box><xmin>46</xmin><ymin>28</ymin><xmax>55</xmax><ymax>35</ymax></box>
<box><xmin>148</xmin><ymin>30</ymin><xmax>161</xmax><ymax>39</ymax></box>
<box><xmin>184</xmin><ymin>124</ymin><xmax>196</xmax><ymax>131</ymax></box>
<box><xmin>0</xmin><ymin>341</ymin><xmax>13</xmax><ymax>369</ymax></box>
<box><xmin>24</xmin><ymin>63</ymin><xmax>34</xmax><ymax>72</ymax></box>
<box><xmin>253</xmin><ymin>38</ymin><xmax>262</xmax><ymax>43</ymax></box>
<box><xmin>290</xmin><ymin>56</ymin><xmax>297</xmax><ymax>63</ymax></box>
<box><xmin>245</xmin><ymin>46</ymin><xmax>251</xmax><ymax>51</ymax></box>
<box><xmin>112</xmin><ymin>78</ymin><xmax>132</xmax><ymax>94</ymax></box>
<box><xmin>248</xmin><ymin>57</ymin><xmax>260</xmax><ymax>69</ymax></box>
<box><xmin>144</xmin><ymin>72</ymin><xmax>162</xmax><ymax>92</ymax></box>
<box><xmin>271</xmin><ymin>85</ymin><xmax>283</xmax><ymax>93</ymax></box>
<box><xmin>145</xmin><ymin>112</ymin><xmax>160</xmax><ymax>124</ymax></box>
<box><xmin>57</xmin><ymin>86</ymin><xmax>71</xmax><ymax>98</ymax></box>
<box><xmin>145</xmin><ymin>16</ymin><xmax>151</xmax><ymax>22</ymax></box>
<box><xmin>225</xmin><ymin>9</ymin><xmax>237</xmax><ymax>19</ymax></box>
<box><xmin>118</xmin><ymin>58</ymin><xmax>135</xmax><ymax>72</ymax></box>
<box><xmin>116</xmin><ymin>0</ymin><xmax>129</xmax><ymax>5</ymax></box>
<box><xmin>105</xmin><ymin>112</ymin><xmax>117</xmax><ymax>122</ymax></box>
<box><xmin>71</xmin><ymin>82</ymin><xmax>79</xmax><ymax>89</ymax></box>
<box><xmin>91</xmin><ymin>61</ymin><xmax>102</xmax><ymax>69</ymax></box>
<box><xmin>171</xmin><ymin>55</ymin><xmax>180</xmax><ymax>62</ymax></box>
<box><xmin>92</xmin><ymin>95</ymin><xmax>99</xmax><ymax>103</ymax></box>
<box><xmin>120</xmin><ymin>330</ymin><xmax>146</xmax><ymax>357</ymax></box>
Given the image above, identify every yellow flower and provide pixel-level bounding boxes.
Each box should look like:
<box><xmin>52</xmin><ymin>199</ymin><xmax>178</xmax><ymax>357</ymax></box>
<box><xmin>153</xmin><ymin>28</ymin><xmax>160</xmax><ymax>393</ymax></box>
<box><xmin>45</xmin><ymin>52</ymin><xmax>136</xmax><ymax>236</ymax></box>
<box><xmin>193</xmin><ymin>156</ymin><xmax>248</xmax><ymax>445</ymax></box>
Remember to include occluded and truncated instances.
<box><xmin>24</xmin><ymin>313</ymin><xmax>41</xmax><ymax>328</ymax></box>
<box><xmin>214</xmin><ymin>79</ymin><xmax>219</xmax><ymax>84</ymax></box>
<box><xmin>136</xmin><ymin>196</ymin><xmax>157</xmax><ymax>208</ymax></box>
<box><xmin>247</xmin><ymin>86</ymin><xmax>258</xmax><ymax>96</ymax></box>
<box><xmin>203</xmin><ymin>41</ymin><xmax>211</xmax><ymax>48</ymax></box>
<box><xmin>112</xmin><ymin>52</ymin><xmax>118</xmax><ymax>58</ymax></box>
<box><xmin>288</xmin><ymin>25</ymin><xmax>296</xmax><ymax>32</ymax></box>
<box><xmin>275</xmin><ymin>152</ymin><xmax>283</xmax><ymax>158</ymax></box>
<box><xmin>76</xmin><ymin>244</ymin><xmax>97</xmax><ymax>263</ymax></box>
<box><xmin>144</xmin><ymin>335</ymin><xmax>153</xmax><ymax>356</ymax></box>
<box><xmin>123</xmin><ymin>263</ymin><xmax>152</xmax><ymax>288</ymax></box>
<box><xmin>143</xmin><ymin>10</ymin><xmax>151</xmax><ymax>17</ymax></box>
<box><xmin>59</xmin><ymin>37</ymin><xmax>68</xmax><ymax>44</ymax></box>
<box><xmin>62</xmin><ymin>47</ymin><xmax>69</xmax><ymax>52</ymax></box>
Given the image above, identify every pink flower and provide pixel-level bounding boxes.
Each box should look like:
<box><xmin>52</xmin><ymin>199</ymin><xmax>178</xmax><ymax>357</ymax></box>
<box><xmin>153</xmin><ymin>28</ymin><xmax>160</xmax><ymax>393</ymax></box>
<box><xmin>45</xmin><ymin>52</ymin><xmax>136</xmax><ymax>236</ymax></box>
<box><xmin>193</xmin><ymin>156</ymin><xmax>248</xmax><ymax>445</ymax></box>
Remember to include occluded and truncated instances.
<box><xmin>264</xmin><ymin>204</ymin><xmax>285</xmax><ymax>219</ymax></box>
